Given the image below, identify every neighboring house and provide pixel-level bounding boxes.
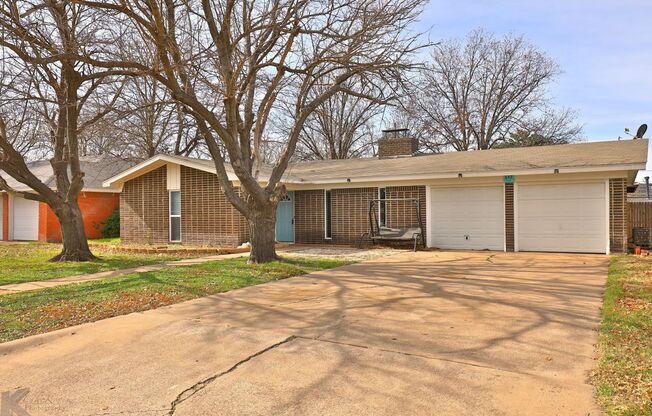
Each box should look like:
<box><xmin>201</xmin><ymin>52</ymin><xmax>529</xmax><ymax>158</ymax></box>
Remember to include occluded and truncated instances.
<box><xmin>0</xmin><ymin>157</ymin><xmax>132</xmax><ymax>242</ymax></box>
<box><xmin>628</xmin><ymin>181</ymin><xmax>652</xmax><ymax>202</ymax></box>
<box><xmin>103</xmin><ymin>137</ymin><xmax>649</xmax><ymax>254</ymax></box>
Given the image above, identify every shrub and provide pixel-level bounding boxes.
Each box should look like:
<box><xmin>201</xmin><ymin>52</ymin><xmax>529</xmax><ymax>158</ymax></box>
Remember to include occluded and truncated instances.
<box><xmin>102</xmin><ymin>209</ymin><xmax>120</xmax><ymax>238</ymax></box>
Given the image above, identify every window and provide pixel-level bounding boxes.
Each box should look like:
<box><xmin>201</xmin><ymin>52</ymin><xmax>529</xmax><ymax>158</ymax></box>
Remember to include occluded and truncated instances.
<box><xmin>378</xmin><ymin>188</ymin><xmax>387</xmax><ymax>227</ymax></box>
<box><xmin>170</xmin><ymin>191</ymin><xmax>181</xmax><ymax>242</ymax></box>
<box><xmin>324</xmin><ymin>190</ymin><xmax>332</xmax><ymax>239</ymax></box>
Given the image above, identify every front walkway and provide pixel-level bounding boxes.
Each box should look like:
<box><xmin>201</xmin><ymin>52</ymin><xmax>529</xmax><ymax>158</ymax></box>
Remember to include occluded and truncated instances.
<box><xmin>0</xmin><ymin>250</ymin><xmax>606</xmax><ymax>415</ymax></box>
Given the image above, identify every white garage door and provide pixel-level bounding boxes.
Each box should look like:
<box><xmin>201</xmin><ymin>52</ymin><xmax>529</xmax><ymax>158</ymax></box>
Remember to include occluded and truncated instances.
<box><xmin>12</xmin><ymin>196</ymin><xmax>39</xmax><ymax>241</ymax></box>
<box><xmin>517</xmin><ymin>182</ymin><xmax>607</xmax><ymax>253</ymax></box>
<box><xmin>428</xmin><ymin>186</ymin><xmax>504</xmax><ymax>250</ymax></box>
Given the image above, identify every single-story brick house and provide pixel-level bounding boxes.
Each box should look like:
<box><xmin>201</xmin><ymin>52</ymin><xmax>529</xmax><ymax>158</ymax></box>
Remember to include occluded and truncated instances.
<box><xmin>103</xmin><ymin>136</ymin><xmax>649</xmax><ymax>254</ymax></box>
<box><xmin>1</xmin><ymin>157</ymin><xmax>131</xmax><ymax>242</ymax></box>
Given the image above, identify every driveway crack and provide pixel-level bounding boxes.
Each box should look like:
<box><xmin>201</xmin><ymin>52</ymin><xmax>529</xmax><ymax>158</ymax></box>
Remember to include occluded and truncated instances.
<box><xmin>295</xmin><ymin>335</ymin><xmax>536</xmax><ymax>377</ymax></box>
<box><xmin>167</xmin><ymin>335</ymin><xmax>296</xmax><ymax>415</ymax></box>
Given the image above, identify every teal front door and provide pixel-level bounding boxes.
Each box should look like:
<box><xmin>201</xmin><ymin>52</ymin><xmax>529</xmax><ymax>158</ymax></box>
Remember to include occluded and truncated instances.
<box><xmin>275</xmin><ymin>191</ymin><xmax>294</xmax><ymax>242</ymax></box>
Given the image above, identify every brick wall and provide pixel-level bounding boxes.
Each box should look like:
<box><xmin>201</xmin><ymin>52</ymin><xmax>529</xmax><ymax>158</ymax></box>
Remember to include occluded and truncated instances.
<box><xmin>504</xmin><ymin>183</ymin><xmax>515</xmax><ymax>252</ymax></box>
<box><xmin>294</xmin><ymin>186</ymin><xmax>427</xmax><ymax>246</ymax></box>
<box><xmin>296</xmin><ymin>187</ymin><xmax>379</xmax><ymax>245</ymax></box>
<box><xmin>180</xmin><ymin>166</ymin><xmax>249</xmax><ymax>246</ymax></box>
<box><xmin>610</xmin><ymin>178</ymin><xmax>627</xmax><ymax>253</ymax></box>
<box><xmin>331</xmin><ymin>187</ymin><xmax>378</xmax><ymax>244</ymax></box>
<box><xmin>295</xmin><ymin>190</ymin><xmax>325</xmax><ymax>244</ymax></box>
<box><xmin>385</xmin><ymin>186</ymin><xmax>426</xmax><ymax>243</ymax></box>
<box><xmin>120</xmin><ymin>166</ymin><xmax>169</xmax><ymax>244</ymax></box>
<box><xmin>377</xmin><ymin>137</ymin><xmax>418</xmax><ymax>158</ymax></box>
<box><xmin>39</xmin><ymin>192</ymin><xmax>120</xmax><ymax>242</ymax></box>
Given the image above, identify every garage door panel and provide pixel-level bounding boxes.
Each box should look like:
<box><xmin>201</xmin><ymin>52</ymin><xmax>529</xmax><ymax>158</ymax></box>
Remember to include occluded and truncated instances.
<box><xmin>518</xmin><ymin>200</ymin><xmax>604</xmax><ymax>217</ymax></box>
<box><xmin>518</xmin><ymin>236</ymin><xmax>605</xmax><ymax>253</ymax></box>
<box><xmin>429</xmin><ymin>186</ymin><xmax>504</xmax><ymax>251</ymax></box>
<box><xmin>519</xmin><ymin>217</ymin><xmax>605</xmax><ymax>233</ymax></box>
<box><xmin>519</xmin><ymin>182</ymin><xmax>605</xmax><ymax>199</ymax></box>
<box><xmin>517</xmin><ymin>182</ymin><xmax>606</xmax><ymax>253</ymax></box>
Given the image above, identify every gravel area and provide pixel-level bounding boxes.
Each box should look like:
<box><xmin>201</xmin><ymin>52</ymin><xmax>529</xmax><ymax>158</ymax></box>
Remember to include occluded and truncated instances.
<box><xmin>278</xmin><ymin>246</ymin><xmax>405</xmax><ymax>261</ymax></box>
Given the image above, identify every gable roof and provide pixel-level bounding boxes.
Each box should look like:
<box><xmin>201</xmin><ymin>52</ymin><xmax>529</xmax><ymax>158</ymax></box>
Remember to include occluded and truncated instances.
<box><xmin>285</xmin><ymin>139</ymin><xmax>648</xmax><ymax>183</ymax></box>
<box><xmin>2</xmin><ymin>156</ymin><xmax>134</xmax><ymax>193</ymax></box>
<box><xmin>103</xmin><ymin>139</ymin><xmax>649</xmax><ymax>188</ymax></box>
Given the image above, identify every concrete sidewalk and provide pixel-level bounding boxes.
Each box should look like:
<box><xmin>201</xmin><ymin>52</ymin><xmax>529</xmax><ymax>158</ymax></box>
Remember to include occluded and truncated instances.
<box><xmin>0</xmin><ymin>250</ymin><xmax>607</xmax><ymax>415</ymax></box>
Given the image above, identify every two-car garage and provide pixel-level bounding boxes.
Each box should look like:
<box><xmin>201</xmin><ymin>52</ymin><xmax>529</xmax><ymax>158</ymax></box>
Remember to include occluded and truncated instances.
<box><xmin>427</xmin><ymin>181</ymin><xmax>609</xmax><ymax>254</ymax></box>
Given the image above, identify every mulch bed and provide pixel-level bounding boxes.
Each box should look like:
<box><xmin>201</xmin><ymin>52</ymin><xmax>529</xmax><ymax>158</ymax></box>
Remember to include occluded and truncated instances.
<box><xmin>93</xmin><ymin>243</ymin><xmax>290</xmax><ymax>255</ymax></box>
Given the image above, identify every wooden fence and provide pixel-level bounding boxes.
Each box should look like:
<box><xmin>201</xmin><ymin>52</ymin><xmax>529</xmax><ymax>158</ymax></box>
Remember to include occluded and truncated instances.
<box><xmin>629</xmin><ymin>202</ymin><xmax>652</xmax><ymax>246</ymax></box>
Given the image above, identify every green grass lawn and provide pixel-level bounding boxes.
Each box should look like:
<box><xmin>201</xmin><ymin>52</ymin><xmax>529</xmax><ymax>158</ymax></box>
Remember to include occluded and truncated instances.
<box><xmin>0</xmin><ymin>243</ymin><xmax>187</xmax><ymax>286</ymax></box>
<box><xmin>0</xmin><ymin>256</ymin><xmax>349</xmax><ymax>343</ymax></box>
<box><xmin>592</xmin><ymin>255</ymin><xmax>652</xmax><ymax>416</ymax></box>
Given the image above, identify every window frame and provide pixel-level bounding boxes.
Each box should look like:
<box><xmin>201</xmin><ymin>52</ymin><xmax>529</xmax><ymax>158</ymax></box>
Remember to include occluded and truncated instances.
<box><xmin>324</xmin><ymin>189</ymin><xmax>332</xmax><ymax>240</ymax></box>
<box><xmin>169</xmin><ymin>190</ymin><xmax>182</xmax><ymax>243</ymax></box>
<box><xmin>378</xmin><ymin>187</ymin><xmax>387</xmax><ymax>227</ymax></box>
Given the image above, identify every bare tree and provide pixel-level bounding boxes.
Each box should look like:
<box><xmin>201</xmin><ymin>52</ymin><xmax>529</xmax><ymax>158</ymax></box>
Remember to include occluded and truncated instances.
<box><xmin>80</xmin><ymin>0</ymin><xmax>426</xmax><ymax>262</ymax></box>
<box><xmin>406</xmin><ymin>29</ymin><xmax>581</xmax><ymax>151</ymax></box>
<box><xmin>294</xmin><ymin>81</ymin><xmax>385</xmax><ymax>160</ymax></box>
<box><xmin>108</xmin><ymin>77</ymin><xmax>201</xmax><ymax>159</ymax></box>
<box><xmin>0</xmin><ymin>1</ymin><xmax>129</xmax><ymax>261</ymax></box>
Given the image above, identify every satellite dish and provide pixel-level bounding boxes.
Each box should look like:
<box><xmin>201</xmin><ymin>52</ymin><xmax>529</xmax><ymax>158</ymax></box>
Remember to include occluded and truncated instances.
<box><xmin>635</xmin><ymin>124</ymin><xmax>648</xmax><ymax>139</ymax></box>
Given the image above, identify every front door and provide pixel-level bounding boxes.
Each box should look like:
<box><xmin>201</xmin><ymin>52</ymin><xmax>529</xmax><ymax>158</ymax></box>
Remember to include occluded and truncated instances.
<box><xmin>275</xmin><ymin>191</ymin><xmax>294</xmax><ymax>242</ymax></box>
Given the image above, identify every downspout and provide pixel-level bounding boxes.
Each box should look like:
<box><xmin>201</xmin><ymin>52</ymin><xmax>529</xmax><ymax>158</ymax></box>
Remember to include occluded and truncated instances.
<box><xmin>646</xmin><ymin>176</ymin><xmax>650</xmax><ymax>200</ymax></box>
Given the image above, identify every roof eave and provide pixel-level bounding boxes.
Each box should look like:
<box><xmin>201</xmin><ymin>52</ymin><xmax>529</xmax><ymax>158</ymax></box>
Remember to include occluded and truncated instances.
<box><xmin>289</xmin><ymin>163</ymin><xmax>647</xmax><ymax>185</ymax></box>
<box><xmin>102</xmin><ymin>155</ymin><xmax>238</xmax><ymax>188</ymax></box>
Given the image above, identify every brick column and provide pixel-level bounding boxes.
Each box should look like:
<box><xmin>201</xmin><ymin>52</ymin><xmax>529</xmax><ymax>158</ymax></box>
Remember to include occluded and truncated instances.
<box><xmin>504</xmin><ymin>183</ymin><xmax>515</xmax><ymax>252</ymax></box>
<box><xmin>609</xmin><ymin>178</ymin><xmax>628</xmax><ymax>253</ymax></box>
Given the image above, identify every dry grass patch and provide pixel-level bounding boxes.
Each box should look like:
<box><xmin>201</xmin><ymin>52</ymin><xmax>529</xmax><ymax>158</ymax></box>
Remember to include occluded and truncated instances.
<box><xmin>0</xmin><ymin>257</ymin><xmax>349</xmax><ymax>343</ymax></box>
<box><xmin>592</xmin><ymin>255</ymin><xmax>652</xmax><ymax>416</ymax></box>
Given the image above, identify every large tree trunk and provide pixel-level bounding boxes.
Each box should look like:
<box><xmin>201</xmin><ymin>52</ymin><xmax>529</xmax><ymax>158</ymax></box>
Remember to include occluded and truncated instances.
<box><xmin>50</xmin><ymin>202</ymin><xmax>96</xmax><ymax>262</ymax></box>
<box><xmin>247</xmin><ymin>202</ymin><xmax>278</xmax><ymax>264</ymax></box>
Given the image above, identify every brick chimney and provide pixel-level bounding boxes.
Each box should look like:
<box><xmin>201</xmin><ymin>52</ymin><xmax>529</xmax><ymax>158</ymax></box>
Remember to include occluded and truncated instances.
<box><xmin>378</xmin><ymin>128</ymin><xmax>418</xmax><ymax>158</ymax></box>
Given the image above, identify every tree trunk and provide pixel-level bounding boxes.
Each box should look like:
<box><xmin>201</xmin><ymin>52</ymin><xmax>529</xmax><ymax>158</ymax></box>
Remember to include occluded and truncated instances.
<box><xmin>50</xmin><ymin>202</ymin><xmax>96</xmax><ymax>262</ymax></box>
<box><xmin>247</xmin><ymin>202</ymin><xmax>278</xmax><ymax>264</ymax></box>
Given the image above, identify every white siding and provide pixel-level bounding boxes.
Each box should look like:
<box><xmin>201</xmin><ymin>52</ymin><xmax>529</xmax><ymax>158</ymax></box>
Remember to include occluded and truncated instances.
<box><xmin>167</xmin><ymin>163</ymin><xmax>181</xmax><ymax>190</ymax></box>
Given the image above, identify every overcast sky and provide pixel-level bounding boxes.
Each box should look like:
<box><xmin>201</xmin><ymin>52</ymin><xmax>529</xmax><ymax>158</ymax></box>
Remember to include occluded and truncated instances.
<box><xmin>416</xmin><ymin>0</ymin><xmax>652</xmax><ymax>179</ymax></box>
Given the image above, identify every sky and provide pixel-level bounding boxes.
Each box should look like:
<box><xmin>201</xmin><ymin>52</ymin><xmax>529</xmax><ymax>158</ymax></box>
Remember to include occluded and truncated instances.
<box><xmin>415</xmin><ymin>0</ymin><xmax>652</xmax><ymax>180</ymax></box>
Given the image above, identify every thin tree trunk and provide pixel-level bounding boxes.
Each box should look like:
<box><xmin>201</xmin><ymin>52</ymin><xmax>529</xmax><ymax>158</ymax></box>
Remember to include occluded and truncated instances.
<box><xmin>247</xmin><ymin>202</ymin><xmax>278</xmax><ymax>263</ymax></box>
<box><xmin>50</xmin><ymin>202</ymin><xmax>96</xmax><ymax>262</ymax></box>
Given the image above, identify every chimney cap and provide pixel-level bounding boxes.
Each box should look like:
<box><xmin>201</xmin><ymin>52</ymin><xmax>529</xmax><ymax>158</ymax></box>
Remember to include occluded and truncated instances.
<box><xmin>381</xmin><ymin>128</ymin><xmax>410</xmax><ymax>139</ymax></box>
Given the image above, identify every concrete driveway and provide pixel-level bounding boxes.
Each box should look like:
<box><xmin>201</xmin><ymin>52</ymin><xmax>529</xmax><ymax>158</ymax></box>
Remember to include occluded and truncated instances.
<box><xmin>0</xmin><ymin>251</ymin><xmax>607</xmax><ymax>415</ymax></box>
